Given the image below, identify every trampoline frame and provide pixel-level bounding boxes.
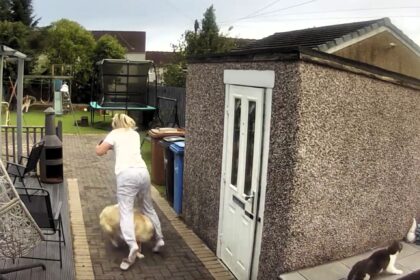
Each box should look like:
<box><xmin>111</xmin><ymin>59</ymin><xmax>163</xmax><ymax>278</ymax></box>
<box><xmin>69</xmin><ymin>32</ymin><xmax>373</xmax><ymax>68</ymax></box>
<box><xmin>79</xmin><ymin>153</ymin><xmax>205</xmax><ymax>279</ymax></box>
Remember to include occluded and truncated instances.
<box><xmin>89</xmin><ymin>59</ymin><xmax>158</xmax><ymax>126</ymax></box>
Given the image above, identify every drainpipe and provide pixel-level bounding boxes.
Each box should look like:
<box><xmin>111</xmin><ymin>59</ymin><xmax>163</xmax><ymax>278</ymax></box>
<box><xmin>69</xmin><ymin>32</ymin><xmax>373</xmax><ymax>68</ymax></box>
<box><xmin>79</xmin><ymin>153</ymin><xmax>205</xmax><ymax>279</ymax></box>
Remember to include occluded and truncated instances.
<box><xmin>0</xmin><ymin>54</ymin><xmax>3</xmax><ymax>159</ymax></box>
<box><xmin>16</xmin><ymin>58</ymin><xmax>24</xmax><ymax>159</ymax></box>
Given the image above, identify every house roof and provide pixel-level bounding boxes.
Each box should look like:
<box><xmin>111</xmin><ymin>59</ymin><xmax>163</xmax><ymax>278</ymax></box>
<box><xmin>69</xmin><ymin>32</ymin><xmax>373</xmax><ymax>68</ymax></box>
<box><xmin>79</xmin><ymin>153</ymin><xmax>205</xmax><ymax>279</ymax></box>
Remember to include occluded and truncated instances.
<box><xmin>145</xmin><ymin>51</ymin><xmax>176</xmax><ymax>66</ymax></box>
<box><xmin>232</xmin><ymin>38</ymin><xmax>257</xmax><ymax>48</ymax></box>
<box><xmin>235</xmin><ymin>18</ymin><xmax>420</xmax><ymax>55</ymax></box>
<box><xmin>187</xmin><ymin>18</ymin><xmax>420</xmax><ymax>90</ymax></box>
<box><xmin>91</xmin><ymin>31</ymin><xmax>146</xmax><ymax>53</ymax></box>
<box><xmin>188</xmin><ymin>46</ymin><xmax>420</xmax><ymax>90</ymax></box>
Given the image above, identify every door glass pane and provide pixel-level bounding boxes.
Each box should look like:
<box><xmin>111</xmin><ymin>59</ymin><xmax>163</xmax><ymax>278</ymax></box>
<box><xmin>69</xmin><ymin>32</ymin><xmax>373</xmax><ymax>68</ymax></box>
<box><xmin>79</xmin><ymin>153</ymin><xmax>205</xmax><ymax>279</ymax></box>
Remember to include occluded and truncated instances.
<box><xmin>231</xmin><ymin>98</ymin><xmax>241</xmax><ymax>187</ymax></box>
<box><xmin>244</xmin><ymin>101</ymin><xmax>256</xmax><ymax>195</ymax></box>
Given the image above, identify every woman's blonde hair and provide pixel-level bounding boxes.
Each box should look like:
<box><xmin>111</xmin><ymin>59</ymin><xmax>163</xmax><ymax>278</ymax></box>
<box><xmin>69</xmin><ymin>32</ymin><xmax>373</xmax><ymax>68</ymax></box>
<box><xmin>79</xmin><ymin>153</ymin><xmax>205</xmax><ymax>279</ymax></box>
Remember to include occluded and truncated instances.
<box><xmin>111</xmin><ymin>113</ymin><xmax>136</xmax><ymax>129</ymax></box>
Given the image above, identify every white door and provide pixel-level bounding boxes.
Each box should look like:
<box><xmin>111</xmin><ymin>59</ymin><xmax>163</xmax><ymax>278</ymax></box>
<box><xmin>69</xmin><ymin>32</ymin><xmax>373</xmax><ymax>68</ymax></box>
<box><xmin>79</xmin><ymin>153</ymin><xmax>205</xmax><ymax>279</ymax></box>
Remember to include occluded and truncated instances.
<box><xmin>220</xmin><ymin>85</ymin><xmax>265</xmax><ymax>280</ymax></box>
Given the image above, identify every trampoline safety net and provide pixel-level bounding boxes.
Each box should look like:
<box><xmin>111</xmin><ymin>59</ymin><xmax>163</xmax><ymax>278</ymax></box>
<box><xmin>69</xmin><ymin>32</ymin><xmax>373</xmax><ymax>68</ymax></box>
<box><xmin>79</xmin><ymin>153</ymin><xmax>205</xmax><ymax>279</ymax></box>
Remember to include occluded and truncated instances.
<box><xmin>94</xmin><ymin>59</ymin><xmax>153</xmax><ymax>108</ymax></box>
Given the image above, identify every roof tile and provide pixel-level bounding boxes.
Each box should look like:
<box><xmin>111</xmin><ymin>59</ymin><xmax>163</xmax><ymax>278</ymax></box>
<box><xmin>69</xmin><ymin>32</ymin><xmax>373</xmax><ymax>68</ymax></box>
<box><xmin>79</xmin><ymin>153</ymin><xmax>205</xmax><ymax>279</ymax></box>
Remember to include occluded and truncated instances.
<box><xmin>91</xmin><ymin>31</ymin><xmax>146</xmax><ymax>53</ymax></box>
<box><xmin>234</xmin><ymin>18</ymin><xmax>420</xmax><ymax>54</ymax></box>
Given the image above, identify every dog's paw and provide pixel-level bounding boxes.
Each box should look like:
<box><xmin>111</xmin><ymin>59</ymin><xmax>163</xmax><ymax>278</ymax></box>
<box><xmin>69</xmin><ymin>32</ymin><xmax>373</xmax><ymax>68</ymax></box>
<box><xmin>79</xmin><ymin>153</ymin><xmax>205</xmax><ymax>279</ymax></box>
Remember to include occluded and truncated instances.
<box><xmin>388</xmin><ymin>268</ymin><xmax>403</xmax><ymax>275</ymax></box>
<box><xmin>393</xmin><ymin>269</ymin><xmax>403</xmax><ymax>275</ymax></box>
<box><xmin>136</xmin><ymin>252</ymin><xmax>145</xmax><ymax>259</ymax></box>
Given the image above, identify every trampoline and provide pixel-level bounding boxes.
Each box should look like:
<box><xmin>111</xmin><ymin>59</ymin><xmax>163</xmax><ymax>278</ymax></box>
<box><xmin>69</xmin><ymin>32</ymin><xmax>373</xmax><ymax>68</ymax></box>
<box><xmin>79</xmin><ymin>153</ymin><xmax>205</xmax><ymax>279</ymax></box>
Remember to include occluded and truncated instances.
<box><xmin>89</xmin><ymin>59</ymin><xmax>157</xmax><ymax>126</ymax></box>
<box><xmin>89</xmin><ymin>101</ymin><xmax>155</xmax><ymax>125</ymax></box>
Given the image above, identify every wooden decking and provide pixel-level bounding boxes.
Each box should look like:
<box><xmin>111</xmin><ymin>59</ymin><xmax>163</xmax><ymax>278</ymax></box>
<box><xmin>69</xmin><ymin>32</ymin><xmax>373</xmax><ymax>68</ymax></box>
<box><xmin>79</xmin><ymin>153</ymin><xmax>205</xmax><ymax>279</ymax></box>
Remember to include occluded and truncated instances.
<box><xmin>1</xmin><ymin>178</ymin><xmax>75</xmax><ymax>280</ymax></box>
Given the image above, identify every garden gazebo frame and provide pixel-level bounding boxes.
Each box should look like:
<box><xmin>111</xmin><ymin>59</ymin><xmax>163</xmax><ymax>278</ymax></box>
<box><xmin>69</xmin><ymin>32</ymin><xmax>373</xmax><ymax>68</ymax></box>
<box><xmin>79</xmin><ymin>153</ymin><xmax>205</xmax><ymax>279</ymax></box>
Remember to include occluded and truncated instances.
<box><xmin>0</xmin><ymin>45</ymin><xmax>27</xmax><ymax>160</ymax></box>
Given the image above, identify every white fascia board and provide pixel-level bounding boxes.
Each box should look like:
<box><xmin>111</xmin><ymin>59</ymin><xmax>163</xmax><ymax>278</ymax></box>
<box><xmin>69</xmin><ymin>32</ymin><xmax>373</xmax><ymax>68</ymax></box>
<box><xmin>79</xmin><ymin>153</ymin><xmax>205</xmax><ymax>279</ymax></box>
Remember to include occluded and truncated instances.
<box><xmin>224</xmin><ymin>70</ymin><xmax>275</xmax><ymax>88</ymax></box>
<box><xmin>325</xmin><ymin>26</ymin><xmax>420</xmax><ymax>57</ymax></box>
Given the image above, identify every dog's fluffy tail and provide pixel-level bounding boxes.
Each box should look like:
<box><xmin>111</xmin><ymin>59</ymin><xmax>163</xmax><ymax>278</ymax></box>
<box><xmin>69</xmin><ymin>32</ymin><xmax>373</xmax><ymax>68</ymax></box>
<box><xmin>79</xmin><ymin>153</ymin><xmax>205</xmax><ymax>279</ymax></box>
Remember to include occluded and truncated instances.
<box><xmin>99</xmin><ymin>205</ymin><xmax>117</xmax><ymax>234</ymax></box>
<box><xmin>99</xmin><ymin>204</ymin><xmax>155</xmax><ymax>243</ymax></box>
<box><xmin>135</xmin><ymin>214</ymin><xmax>154</xmax><ymax>242</ymax></box>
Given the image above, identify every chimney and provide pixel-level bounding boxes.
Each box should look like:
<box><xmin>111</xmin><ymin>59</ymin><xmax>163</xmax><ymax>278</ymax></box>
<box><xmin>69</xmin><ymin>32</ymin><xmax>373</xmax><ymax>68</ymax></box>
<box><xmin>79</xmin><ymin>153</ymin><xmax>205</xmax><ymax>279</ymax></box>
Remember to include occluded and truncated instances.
<box><xmin>40</xmin><ymin>107</ymin><xmax>63</xmax><ymax>183</ymax></box>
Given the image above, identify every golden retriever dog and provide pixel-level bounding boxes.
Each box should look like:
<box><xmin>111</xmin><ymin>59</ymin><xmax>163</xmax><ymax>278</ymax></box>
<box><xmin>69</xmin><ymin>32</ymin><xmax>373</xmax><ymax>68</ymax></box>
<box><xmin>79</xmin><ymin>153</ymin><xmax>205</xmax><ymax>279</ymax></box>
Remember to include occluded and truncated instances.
<box><xmin>99</xmin><ymin>204</ymin><xmax>154</xmax><ymax>258</ymax></box>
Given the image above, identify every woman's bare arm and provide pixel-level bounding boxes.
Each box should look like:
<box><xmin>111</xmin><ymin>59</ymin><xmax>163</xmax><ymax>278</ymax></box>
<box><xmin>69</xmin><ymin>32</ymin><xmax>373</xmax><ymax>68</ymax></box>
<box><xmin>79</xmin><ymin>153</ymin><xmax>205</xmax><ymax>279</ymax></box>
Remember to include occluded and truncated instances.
<box><xmin>96</xmin><ymin>140</ymin><xmax>113</xmax><ymax>156</ymax></box>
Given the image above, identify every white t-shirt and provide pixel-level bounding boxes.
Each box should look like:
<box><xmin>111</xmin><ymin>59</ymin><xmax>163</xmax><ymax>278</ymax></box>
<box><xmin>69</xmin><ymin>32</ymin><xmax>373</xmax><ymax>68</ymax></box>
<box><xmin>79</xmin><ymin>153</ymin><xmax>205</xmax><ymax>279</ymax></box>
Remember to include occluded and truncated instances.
<box><xmin>104</xmin><ymin>128</ymin><xmax>147</xmax><ymax>175</ymax></box>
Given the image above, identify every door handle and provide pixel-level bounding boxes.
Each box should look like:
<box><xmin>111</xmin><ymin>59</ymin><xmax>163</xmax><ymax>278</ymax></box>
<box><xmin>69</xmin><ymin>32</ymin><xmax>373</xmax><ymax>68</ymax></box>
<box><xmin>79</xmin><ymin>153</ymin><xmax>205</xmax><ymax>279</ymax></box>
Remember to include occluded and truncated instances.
<box><xmin>243</xmin><ymin>191</ymin><xmax>256</xmax><ymax>213</ymax></box>
<box><xmin>243</xmin><ymin>192</ymin><xmax>254</xmax><ymax>201</ymax></box>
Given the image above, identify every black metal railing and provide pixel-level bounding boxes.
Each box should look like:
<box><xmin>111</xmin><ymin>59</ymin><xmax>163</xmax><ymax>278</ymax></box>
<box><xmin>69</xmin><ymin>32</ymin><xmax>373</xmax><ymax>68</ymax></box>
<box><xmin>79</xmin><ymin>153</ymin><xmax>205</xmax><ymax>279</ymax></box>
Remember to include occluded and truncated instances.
<box><xmin>1</xmin><ymin>125</ymin><xmax>45</xmax><ymax>162</ymax></box>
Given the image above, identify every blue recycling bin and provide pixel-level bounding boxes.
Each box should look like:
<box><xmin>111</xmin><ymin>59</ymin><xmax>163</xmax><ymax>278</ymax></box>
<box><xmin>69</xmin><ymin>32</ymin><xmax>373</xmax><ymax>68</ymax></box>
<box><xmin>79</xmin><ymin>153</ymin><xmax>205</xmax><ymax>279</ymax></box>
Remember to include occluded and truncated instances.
<box><xmin>169</xmin><ymin>141</ymin><xmax>185</xmax><ymax>215</ymax></box>
<box><xmin>158</xmin><ymin>136</ymin><xmax>184</xmax><ymax>206</ymax></box>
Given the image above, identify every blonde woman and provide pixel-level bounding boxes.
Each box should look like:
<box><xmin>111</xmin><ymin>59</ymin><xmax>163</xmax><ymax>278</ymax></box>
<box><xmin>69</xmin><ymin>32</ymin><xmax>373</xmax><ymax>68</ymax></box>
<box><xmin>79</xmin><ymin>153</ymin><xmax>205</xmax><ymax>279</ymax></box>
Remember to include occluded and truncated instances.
<box><xmin>96</xmin><ymin>113</ymin><xmax>164</xmax><ymax>270</ymax></box>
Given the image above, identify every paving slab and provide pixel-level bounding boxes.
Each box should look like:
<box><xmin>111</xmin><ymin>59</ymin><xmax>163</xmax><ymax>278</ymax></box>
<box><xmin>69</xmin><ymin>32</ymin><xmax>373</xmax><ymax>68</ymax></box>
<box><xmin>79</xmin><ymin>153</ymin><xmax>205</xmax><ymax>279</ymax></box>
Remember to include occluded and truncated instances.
<box><xmin>373</xmin><ymin>266</ymin><xmax>416</xmax><ymax>280</ymax></box>
<box><xmin>298</xmin><ymin>262</ymin><xmax>350</xmax><ymax>280</ymax></box>
<box><xmin>279</xmin><ymin>271</ymin><xmax>307</xmax><ymax>280</ymax></box>
<box><xmin>399</xmin><ymin>243</ymin><xmax>420</xmax><ymax>259</ymax></box>
<box><xmin>398</xmin><ymin>251</ymin><xmax>420</xmax><ymax>271</ymax></box>
<box><xmin>340</xmin><ymin>250</ymin><xmax>373</xmax><ymax>269</ymax></box>
<box><xmin>63</xmin><ymin>135</ymin><xmax>216</xmax><ymax>280</ymax></box>
<box><xmin>280</xmin><ymin>242</ymin><xmax>420</xmax><ymax>280</ymax></box>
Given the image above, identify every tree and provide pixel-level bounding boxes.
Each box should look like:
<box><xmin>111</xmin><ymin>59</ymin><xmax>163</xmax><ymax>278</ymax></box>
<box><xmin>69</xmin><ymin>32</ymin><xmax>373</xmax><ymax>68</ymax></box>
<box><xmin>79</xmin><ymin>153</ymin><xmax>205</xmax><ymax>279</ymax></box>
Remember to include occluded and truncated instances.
<box><xmin>184</xmin><ymin>5</ymin><xmax>235</xmax><ymax>56</ymax></box>
<box><xmin>0</xmin><ymin>20</ymin><xmax>31</xmax><ymax>50</ymax></box>
<box><xmin>10</xmin><ymin>0</ymin><xmax>39</xmax><ymax>27</ymax></box>
<box><xmin>0</xmin><ymin>20</ymin><xmax>31</xmax><ymax>78</ymax></box>
<box><xmin>163</xmin><ymin>38</ymin><xmax>188</xmax><ymax>87</ymax></box>
<box><xmin>164</xmin><ymin>5</ymin><xmax>236</xmax><ymax>87</ymax></box>
<box><xmin>0</xmin><ymin>0</ymin><xmax>11</xmax><ymax>21</ymax></box>
<box><xmin>163</xmin><ymin>63</ymin><xmax>186</xmax><ymax>88</ymax></box>
<box><xmin>45</xmin><ymin>19</ymin><xmax>96</xmax><ymax>85</ymax></box>
<box><xmin>0</xmin><ymin>20</ymin><xmax>48</xmax><ymax>76</ymax></box>
<box><xmin>0</xmin><ymin>0</ymin><xmax>43</xmax><ymax>74</ymax></box>
<box><xmin>92</xmin><ymin>34</ymin><xmax>126</xmax><ymax>63</ymax></box>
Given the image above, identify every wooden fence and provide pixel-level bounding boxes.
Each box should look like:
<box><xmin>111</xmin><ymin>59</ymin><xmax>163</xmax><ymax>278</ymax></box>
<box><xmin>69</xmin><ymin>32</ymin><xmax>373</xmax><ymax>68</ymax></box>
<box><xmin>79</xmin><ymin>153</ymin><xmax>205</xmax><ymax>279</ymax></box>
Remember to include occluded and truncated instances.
<box><xmin>148</xmin><ymin>86</ymin><xmax>186</xmax><ymax>128</ymax></box>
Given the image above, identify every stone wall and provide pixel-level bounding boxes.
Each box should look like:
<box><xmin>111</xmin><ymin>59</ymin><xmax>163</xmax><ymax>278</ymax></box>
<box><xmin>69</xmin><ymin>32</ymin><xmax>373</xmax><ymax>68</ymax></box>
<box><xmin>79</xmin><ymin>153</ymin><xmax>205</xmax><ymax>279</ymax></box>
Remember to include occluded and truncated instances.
<box><xmin>184</xmin><ymin>61</ymin><xmax>301</xmax><ymax>279</ymax></box>
<box><xmin>274</xmin><ymin>61</ymin><xmax>420</xmax><ymax>274</ymax></box>
<box><xmin>183</xmin><ymin>62</ymin><xmax>226</xmax><ymax>251</ymax></box>
<box><xmin>183</xmin><ymin>59</ymin><xmax>420</xmax><ymax>279</ymax></box>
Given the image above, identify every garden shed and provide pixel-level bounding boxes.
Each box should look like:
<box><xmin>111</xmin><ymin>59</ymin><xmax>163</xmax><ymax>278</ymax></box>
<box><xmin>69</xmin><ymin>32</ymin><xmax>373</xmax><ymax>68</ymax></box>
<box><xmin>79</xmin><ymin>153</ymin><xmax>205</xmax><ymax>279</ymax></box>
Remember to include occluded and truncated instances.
<box><xmin>182</xmin><ymin>45</ymin><xmax>420</xmax><ymax>280</ymax></box>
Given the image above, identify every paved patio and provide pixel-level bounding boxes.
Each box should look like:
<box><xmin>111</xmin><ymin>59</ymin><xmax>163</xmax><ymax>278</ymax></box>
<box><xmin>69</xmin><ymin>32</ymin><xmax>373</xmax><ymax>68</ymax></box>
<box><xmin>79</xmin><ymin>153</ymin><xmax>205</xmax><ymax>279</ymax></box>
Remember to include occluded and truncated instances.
<box><xmin>280</xmin><ymin>241</ymin><xmax>420</xmax><ymax>280</ymax></box>
<box><xmin>63</xmin><ymin>135</ymin><xmax>233</xmax><ymax>280</ymax></box>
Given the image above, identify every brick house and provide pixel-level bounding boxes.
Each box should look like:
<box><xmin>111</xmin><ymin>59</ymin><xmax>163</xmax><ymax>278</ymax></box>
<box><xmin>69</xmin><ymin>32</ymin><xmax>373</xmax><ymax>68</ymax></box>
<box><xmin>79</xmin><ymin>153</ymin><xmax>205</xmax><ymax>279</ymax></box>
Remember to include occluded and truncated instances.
<box><xmin>91</xmin><ymin>30</ymin><xmax>146</xmax><ymax>61</ymax></box>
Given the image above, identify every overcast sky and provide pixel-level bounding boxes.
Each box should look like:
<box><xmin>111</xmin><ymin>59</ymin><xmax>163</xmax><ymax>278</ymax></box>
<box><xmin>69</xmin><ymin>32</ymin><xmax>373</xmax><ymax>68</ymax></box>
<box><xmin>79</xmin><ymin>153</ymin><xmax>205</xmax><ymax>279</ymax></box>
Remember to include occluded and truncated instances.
<box><xmin>32</xmin><ymin>0</ymin><xmax>420</xmax><ymax>51</ymax></box>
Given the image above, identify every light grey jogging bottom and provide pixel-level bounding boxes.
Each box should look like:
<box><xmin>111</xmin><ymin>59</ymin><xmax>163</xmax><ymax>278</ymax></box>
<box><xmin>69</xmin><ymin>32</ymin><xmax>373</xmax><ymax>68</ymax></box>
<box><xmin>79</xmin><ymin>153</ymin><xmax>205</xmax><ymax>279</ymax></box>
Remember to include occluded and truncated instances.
<box><xmin>116</xmin><ymin>167</ymin><xmax>163</xmax><ymax>250</ymax></box>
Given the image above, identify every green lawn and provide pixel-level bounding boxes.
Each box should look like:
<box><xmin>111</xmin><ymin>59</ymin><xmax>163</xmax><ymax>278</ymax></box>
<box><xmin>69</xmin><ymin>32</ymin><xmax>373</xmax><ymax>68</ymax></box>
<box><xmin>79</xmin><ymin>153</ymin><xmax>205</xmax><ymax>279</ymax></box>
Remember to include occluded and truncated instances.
<box><xmin>9</xmin><ymin>110</ymin><xmax>112</xmax><ymax>134</ymax></box>
<box><xmin>8</xmin><ymin>109</ymin><xmax>166</xmax><ymax>196</ymax></box>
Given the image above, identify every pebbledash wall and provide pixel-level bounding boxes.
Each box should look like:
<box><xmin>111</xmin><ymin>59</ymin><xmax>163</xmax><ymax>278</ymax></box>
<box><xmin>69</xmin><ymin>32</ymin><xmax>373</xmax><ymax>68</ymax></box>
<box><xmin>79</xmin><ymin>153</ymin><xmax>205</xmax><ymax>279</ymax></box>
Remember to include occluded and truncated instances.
<box><xmin>183</xmin><ymin>50</ymin><xmax>420</xmax><ymax>279</ymax></box>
